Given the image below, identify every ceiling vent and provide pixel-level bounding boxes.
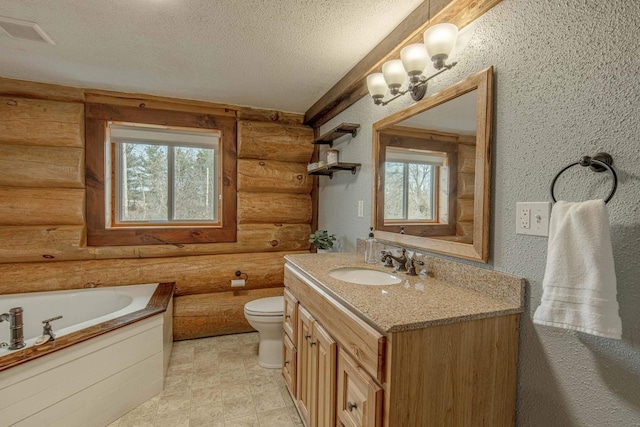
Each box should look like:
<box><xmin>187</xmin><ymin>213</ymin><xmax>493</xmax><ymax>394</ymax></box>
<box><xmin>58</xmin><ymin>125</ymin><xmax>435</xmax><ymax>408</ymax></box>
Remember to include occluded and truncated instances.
<box><xmin>0</xmin><ymin>16</ymin><xmax>55</xmax><ymax>45</ymax></box>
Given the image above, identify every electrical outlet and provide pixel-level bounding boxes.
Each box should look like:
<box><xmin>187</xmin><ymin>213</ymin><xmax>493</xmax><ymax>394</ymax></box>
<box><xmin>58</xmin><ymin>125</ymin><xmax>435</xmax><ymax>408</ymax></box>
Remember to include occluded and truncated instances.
<box><xmin>358</xmin><ymin>200</ymin><xmax>364</xmax><ymax>218</ymax></box>
<box><xmin>520</xmin><ymin>207</ymin><xmax>530</xmax><ymax>229</ymax></box>
<box><xmin>516</xmin><ymin>202</ymin><xmax>551</xmax><ymax>236</ymax></box>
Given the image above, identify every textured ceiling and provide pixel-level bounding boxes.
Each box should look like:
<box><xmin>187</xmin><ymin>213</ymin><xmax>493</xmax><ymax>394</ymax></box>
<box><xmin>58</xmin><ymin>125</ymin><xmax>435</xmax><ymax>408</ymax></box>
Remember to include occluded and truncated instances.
<box><xmin>0</xmin><ymin>0</ymin><xmax>424</xmax><ymax>113</ymax></box>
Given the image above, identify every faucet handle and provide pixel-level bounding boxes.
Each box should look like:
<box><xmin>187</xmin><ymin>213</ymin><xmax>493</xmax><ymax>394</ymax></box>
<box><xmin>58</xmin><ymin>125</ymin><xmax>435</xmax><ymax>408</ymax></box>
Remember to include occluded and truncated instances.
<box><xmin>406</xmin><ymin>256</ymin><xmax>425</xmax><ymax>276</ymax></box>
<box><xmin>380</xmin><ymin>251</ymin><xmax>394</xmax><ymax>267</ymax></box>
<box><xmin>394</xmin><ymin>249</ymin><xmax>408</xmax><ymax>272</ymax></box>
<box><xmin>42</xmin><ymin>315</ymin><xmax>63</xmax><ymax>342</ymax></box>
<box><xmin>42</xmin><ymin>315</ymin><xmax>63</xmax><ymax>324</ymax></box>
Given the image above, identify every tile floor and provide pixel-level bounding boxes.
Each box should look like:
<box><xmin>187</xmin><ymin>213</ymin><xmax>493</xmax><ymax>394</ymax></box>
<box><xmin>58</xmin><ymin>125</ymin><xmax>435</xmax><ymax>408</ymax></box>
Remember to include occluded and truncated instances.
<box><xmin>108</xmin><ymin>332</ymin><xmax>303</xmax><ymax>427</ymax></box>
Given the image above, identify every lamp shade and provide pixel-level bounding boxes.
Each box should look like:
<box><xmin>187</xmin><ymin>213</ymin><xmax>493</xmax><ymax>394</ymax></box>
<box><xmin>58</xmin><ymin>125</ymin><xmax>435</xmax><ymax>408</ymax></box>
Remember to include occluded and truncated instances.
<box><xmin>367</xmin><ymin>73</ymin><xmax>388</xmax><ymax>98</ymax></box>
<box><xmin>400</xmin><ymin>43</ymin><xmax>428</xmax><ymax>75</ymax></box>
<box><xmin>382</xmin><ymin>60</ymin><xmax>406</xmax><ymax>87</ymax></box>
<box><xmin>423</xmin><ymin>23</ymin><xmax>458</xmax><ymax>59</ymax></box>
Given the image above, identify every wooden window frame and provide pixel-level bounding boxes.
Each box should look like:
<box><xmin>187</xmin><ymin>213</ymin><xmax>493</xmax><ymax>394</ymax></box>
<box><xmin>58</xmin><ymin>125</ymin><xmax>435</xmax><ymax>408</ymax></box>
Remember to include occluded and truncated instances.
<box><xmin>383</xmin><ymin>157</ymin><xmax>440</xmax><ymax>224</ymax></box>
<box><xmin>376</xmin><ymin>130</ymin><xmax>457</xmax><ymax>237</ymax></box>
<box><xmin>85</xmin><ymin>103</ymin><xmax>237</xmax><ymax>246</ymax></box>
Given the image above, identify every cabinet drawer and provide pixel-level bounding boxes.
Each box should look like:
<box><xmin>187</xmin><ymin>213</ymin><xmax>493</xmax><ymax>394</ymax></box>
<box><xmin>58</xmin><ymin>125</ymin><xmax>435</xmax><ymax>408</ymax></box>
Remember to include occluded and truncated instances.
<box><xmin>337</xmin><ymin>349</ymin><xmax>382</xmax><ymax>427</ymax></box>
<box><xmin>282</xmin><ymin>334</ymin><xmax>297</xmax><ymax>397</ymax></box>
<box><xmin>283</xmin><ymin>288</ymin><xmax>298</xmax><ymax>345</ymax></box>
<box><xmin>285</xmin><ymin>265</ymin><xmax>386</xmax><ymax>382</ymax></box>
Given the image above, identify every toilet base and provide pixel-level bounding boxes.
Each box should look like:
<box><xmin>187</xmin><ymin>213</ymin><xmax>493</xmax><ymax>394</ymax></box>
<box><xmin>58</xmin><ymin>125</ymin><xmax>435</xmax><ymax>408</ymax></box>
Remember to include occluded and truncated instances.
<box><xmin>257</xmin><ymin>336</ymin><xmax>283</xmax><ymax>369</ymax></box>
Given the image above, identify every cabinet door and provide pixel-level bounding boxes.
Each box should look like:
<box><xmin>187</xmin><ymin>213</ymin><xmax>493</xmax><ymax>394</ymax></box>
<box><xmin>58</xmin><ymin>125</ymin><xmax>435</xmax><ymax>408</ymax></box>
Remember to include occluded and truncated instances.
<box><xmin>283</xmin><ymin>288</ymin><xmax>298</xmax><ymax>344</ymax></box>
<box><xmin>337</xmin><ymin>350</ymin><xmax>382</xmax><ymax>427</ymax></box>
<box><xmin>283</xmin><ymin>334</ymin><xmax>297</xmax><ymax>397</ymax></box>
<box><xmin>297</xmin><ymin>305</ymin><xmax>314</xmax><ymax>425</ymax></box>
<box><xmin>312</xmin><ymin>321</ymin><xmax>337</xmax><ymax>427</ymax></box>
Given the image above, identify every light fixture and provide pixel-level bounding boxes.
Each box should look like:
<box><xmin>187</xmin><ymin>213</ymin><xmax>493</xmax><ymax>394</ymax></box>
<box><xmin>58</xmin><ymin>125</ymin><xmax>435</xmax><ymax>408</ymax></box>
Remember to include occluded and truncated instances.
<box><xmin>367</xmin><ymin>23</ymin><xmax>459</xmax><ymax>106</ymax></box>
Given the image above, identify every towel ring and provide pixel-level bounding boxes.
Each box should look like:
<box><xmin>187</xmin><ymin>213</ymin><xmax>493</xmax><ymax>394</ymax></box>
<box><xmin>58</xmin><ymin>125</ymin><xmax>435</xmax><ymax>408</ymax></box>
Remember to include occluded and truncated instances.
<box><xmin>550</xmin><ymin>152</ymin><xmax>617</xmax><ymax>204</ymax></box>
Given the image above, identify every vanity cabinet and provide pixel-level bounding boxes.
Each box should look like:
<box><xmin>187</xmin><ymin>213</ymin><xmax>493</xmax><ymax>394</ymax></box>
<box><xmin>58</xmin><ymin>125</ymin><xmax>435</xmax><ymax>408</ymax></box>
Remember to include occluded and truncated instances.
<box><xmin>337</xmin><ymin>350</ymin><xmax>382</xmax><ymax>427</ymax></box>
<box><xmin>282</xmin><ymin>334</ymin><xmax>297</xmax><ymax>396</ymax></box>
<box><xmin>283</xmin><ymin>288</ymin><xmax>298</xmax><ymax>396</ymax></box>
<box><xmin>283</xmin><ymin>288</ymin><xmax>298</xmax><ymax>347</ymax></box>
<box><xmin>284</xmin><ymin>265</ymin><xmax>386</xmax><ymax>427</ymax></box>
<box><xmin>283</xmin><ymin>260</ymin><xmax>520</xmax><ymax>427</ymax></box>
<box><xmin>296</xmin><ymin>305</ymin><xmax>337</xmax><ymax>427</ymax></box>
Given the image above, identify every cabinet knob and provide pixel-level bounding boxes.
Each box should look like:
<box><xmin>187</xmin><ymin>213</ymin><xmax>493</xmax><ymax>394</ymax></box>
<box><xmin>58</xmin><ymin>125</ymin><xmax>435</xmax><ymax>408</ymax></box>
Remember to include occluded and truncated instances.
<box><xmin>285</xmin><ymin>314</ymin><xmax>291</xmax><ymax>319</ymax></box>
<box><xmin>347</xmin><ymin>401</ymin><xmax>357</xmax><ymax>412</ymax></box>
<box><xmin>304</xmin><ymin>334</ymin><xmax>311</xmax><ymax>340</ymax></box>
<box><xmin>309</xmin><ymin>341</ymin><xmax>317</xmax><ymax>347</ymax></box>
<box><xmin>284</xmin><ymin>360</ymin><xmax>290</xmax><ymax>365</ymax></box>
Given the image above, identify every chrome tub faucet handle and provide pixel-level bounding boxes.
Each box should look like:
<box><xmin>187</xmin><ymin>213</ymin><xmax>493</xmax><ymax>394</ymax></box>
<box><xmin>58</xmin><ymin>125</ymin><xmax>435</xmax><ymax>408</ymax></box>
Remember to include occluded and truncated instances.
<box><xmin>42</xmin><ymin>315</ymin><xmax>63</xmax><ymax>342</ymax></box>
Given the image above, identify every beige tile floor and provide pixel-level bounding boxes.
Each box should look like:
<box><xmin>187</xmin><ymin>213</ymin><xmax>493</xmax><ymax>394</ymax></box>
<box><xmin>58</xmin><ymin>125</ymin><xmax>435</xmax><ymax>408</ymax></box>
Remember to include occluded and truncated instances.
<box><xmin>108</xmin><ymin>332</ymin><xmax>303</xmax><ymax>427</ymax></box>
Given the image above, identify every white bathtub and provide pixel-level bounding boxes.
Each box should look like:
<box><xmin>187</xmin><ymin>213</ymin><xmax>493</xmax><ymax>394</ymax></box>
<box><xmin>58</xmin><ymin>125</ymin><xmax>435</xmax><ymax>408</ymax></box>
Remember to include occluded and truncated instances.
<box><xmin>0</xmin><ymin>283</ymin><xmax>157</xmax><ymax>356</ymax></box>
<box><xmin>0</xmin><ymin>283</ymin><xmax>174</xmax><ymax>427</ymax></box>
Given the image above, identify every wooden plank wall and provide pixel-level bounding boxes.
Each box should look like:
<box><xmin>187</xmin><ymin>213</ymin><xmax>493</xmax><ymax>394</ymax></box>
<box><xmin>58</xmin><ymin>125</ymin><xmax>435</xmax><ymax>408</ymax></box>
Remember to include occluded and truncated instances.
<box><xmin>0</xmin><ymin>83</ymin><xmax>314</xmax><ymax>340</ymax></box>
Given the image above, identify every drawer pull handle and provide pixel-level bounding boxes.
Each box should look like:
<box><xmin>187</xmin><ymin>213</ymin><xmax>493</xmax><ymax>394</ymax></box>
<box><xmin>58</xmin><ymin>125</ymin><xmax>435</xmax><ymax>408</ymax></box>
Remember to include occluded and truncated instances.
<box><xmin>304</xmin><ymin>334</ymin><xmax>311</xmax><ymax>340</ymax></box>
<box><xmin>284</xmin><ymin>360</ymin><xmax>290</xmax><ymax>365</ymax></box>
<box><xmin>347</xmin><ymin>401</ymin><xmax>357</xmax><ymax>412</ymax></box>
<box><xmin>285</xmin><ymin>314</ymin><xmax>291</xmax><ymax>319</ymax></box>
<box><xmin>309</xmin><ymin>341</ymin><xmax>317</xmax><ymax>347</ymax></box>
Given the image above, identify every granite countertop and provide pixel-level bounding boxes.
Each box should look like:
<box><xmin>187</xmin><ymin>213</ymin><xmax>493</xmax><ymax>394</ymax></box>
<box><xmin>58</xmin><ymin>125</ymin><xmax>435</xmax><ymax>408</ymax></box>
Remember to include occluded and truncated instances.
<box><xmin>285</xmin><ymin>252</ymin><xmax>524</xmax><ymax>334</ymax></box>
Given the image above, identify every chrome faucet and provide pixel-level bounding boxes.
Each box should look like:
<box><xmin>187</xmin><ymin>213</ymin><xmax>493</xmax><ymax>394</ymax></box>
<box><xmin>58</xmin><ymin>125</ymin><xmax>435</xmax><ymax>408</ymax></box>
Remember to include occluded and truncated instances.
<box><xmin>0</xmin><ymin>307</ymin><xmax>26</xmax><ymax>350</ymax></box>
<box><xmin>382</xmin><ymin>249</ymin><xmax>408</xmax><ymax>271</ymax></box>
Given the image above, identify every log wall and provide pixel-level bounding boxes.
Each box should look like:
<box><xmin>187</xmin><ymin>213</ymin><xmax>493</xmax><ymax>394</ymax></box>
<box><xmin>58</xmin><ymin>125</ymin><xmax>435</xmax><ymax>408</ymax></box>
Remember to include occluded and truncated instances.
<box><xmin>0</xmin><ymin>79</ymin><xmax>314</xmax><ymax>340</ymax></box>
<box><xmin>456</xmin><ymin>140</ymin><xmax>476</xmax><ymax>240</ymax></box>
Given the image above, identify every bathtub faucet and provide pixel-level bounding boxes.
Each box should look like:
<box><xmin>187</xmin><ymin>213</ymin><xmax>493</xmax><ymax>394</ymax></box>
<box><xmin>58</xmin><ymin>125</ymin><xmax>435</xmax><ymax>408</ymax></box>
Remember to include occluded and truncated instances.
<box><xmin>42</xmin><ymin>315</ymin><xmax>63</xmax><ymax>342</ymax></box>
<box><xmin>0</xmin><ymin>307</ymin><xmax>26</xmax><ymax>350</ymax></box>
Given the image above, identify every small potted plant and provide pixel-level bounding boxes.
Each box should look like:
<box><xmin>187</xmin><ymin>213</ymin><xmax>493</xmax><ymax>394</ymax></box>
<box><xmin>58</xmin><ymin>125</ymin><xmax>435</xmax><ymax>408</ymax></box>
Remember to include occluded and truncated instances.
<box><xmin>309</xmin><ymin>230</ymin><xmax>336</xmax><ymax>253</ymax></box>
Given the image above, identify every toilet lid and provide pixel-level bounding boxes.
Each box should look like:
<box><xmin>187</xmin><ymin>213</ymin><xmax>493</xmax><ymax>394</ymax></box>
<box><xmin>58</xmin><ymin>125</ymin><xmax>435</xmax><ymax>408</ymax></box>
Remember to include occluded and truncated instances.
<box><xmin>244</xmin><ymin>296</ymin><xmax>284</xmax><ymax>316</ymax></box>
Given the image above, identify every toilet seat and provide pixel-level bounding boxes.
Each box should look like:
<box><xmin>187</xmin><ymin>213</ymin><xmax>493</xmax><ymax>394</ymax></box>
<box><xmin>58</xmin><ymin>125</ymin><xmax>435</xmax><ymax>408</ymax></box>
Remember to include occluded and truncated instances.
<box><xmin>244</xmin><ymin>296</ymin><xmax>284</xmax><ymax>316</ymax></box>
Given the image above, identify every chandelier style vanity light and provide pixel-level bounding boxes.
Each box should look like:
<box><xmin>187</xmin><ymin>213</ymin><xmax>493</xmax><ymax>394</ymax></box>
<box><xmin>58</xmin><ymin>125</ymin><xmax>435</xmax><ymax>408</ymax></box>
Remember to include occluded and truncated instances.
<box><xmin>367</xmin><ymin>23</ymin><xmax>459</xmax><ymax>106</ymax></box>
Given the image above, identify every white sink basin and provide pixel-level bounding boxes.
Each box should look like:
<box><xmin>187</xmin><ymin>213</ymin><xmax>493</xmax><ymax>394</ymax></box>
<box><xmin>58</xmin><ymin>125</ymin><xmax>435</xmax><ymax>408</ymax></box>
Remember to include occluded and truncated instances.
<box><xmin>329</xmin><ymin>267</ymin><xmax>402</xmax><ymax>286</ymax></box>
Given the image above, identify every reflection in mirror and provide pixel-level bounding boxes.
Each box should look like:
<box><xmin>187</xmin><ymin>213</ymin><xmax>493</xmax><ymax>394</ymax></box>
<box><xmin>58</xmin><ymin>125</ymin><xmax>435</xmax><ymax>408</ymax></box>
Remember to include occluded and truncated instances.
<box><xmin>384</xmin><ymin>147</ymin><xmax>446</xmax><ymax>223</ymax></box>
<box><xmin>379</xmin><ymin>90</ymin><xmax>477</xmax><ymax>242</ymax></box>
<box><xmin>373</xmin><ymin>67</ymin><xmax>493</xmax><ymax>262</ymax></box>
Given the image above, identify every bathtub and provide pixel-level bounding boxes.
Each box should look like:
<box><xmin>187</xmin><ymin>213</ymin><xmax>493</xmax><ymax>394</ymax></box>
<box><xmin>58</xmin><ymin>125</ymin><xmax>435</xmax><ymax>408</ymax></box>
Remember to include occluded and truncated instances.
<box><xmin>0</xmin><ymin>283</ymin><xmax>174</xmax><ymax>427</ymax></box>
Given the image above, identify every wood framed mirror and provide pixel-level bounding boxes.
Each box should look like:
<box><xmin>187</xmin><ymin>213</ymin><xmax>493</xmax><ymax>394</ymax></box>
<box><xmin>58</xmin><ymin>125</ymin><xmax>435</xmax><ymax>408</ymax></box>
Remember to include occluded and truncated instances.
<box><xmin>372</xmin><ymin>67</ymin><xmax>493</xmax><ymax>262</ymax></box>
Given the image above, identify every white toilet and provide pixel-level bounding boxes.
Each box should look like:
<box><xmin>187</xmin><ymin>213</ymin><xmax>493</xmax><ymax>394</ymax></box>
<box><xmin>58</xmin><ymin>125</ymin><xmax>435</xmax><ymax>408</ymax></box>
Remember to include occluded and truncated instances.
<box><xmin>243</xmin><ymin>296</ymin><xmax>284</xmax><ymax>368</ymax></box>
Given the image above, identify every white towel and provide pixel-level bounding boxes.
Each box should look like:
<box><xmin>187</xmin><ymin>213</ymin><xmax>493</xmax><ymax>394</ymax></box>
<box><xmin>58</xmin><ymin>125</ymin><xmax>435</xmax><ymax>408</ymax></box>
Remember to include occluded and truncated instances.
<box><xmin>533</xmin><ymin>199</ymin><xmax>622</xmax><ymax>339</ymax></box>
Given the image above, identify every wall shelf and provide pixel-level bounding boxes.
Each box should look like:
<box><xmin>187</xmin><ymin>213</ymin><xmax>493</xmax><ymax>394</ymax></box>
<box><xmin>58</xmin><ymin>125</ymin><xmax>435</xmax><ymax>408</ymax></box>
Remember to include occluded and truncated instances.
<box><xmin>313</xmin><ymin>123</ymin><xmax>360</xmax><ymax>146</ymax></box>
<box><xmin>308</xmin><ymin>162</ymin><xmax>361</xmax><ymax>179</ymax></box>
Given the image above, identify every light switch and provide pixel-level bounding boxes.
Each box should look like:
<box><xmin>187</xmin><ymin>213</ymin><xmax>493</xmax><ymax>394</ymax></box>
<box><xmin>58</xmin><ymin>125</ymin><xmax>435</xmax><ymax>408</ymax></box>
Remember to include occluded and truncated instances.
<box><xmin>516</xmin><ymin>202</ymin><xmax>551</xmax><ymax>237</ymax></box>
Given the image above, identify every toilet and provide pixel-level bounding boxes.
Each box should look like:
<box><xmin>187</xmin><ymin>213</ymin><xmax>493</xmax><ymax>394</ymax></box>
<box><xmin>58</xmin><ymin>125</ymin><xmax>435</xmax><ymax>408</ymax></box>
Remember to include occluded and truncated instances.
<box><xmin>243</xmin><ymin>296</ymin><xmax>284</xmax><ymax>368</ymax></box>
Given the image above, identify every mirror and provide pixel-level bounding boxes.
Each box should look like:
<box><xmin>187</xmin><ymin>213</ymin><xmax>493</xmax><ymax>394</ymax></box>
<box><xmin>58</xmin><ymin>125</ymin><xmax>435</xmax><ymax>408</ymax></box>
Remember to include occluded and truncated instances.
<box><xmin>373</xmin><ymin>67</ymin><xmax>493</xmax><ymax>262</ymax></box>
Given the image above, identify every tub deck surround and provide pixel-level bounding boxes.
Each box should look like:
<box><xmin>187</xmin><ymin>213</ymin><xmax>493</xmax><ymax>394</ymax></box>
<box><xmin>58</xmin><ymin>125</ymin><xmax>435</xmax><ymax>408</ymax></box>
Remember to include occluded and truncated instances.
<box><xmin>284</xmin><ymin>253</ymin><xmax>524</xmax><ymax>333</ymax></box>
<box><xmin>0</xmin><ymin>282</ymin><xmax>174</xmax><ymax>372</ymax></box>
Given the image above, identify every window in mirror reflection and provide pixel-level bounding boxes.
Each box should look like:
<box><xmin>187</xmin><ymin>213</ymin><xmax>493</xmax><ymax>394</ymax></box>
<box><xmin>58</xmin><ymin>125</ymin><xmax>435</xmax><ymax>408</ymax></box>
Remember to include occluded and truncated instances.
<box><xmin>384</xmin><ymin>147</ymin><xmax>448</xmax><ymax>223</ymax></box>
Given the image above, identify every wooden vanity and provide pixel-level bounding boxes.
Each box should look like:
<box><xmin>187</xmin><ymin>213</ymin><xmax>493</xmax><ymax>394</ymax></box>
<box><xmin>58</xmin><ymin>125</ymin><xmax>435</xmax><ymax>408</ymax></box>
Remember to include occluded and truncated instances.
<box><xmin>281</xmin><ymin>253</ymin><xmax>524</xmax><ymax>427</ymax></box>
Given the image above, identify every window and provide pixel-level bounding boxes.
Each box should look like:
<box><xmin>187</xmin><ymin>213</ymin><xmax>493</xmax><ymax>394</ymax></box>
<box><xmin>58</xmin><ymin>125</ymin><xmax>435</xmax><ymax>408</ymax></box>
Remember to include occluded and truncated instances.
<box><xmin>85</xmin><ymin>104</ymin><xmax>237</xmax><ymax>246</ymax></box>
<box><xmin>384</xmin><ymin>147</ymin><xmax>445</xmax><ymax>222</ymax></box>
<box><xmin>376</xmin><ymin>130</ymin><xmax>457</xmax><ymax>237</ymax></box>
<box><xmin>108</xmin><ymin>123</ymin><xmax>221</xmax><ymax>226</ymax></box>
